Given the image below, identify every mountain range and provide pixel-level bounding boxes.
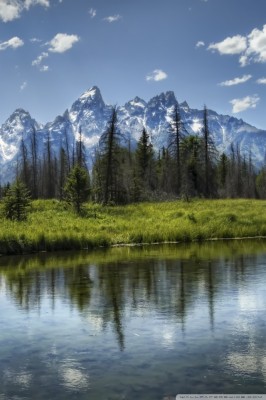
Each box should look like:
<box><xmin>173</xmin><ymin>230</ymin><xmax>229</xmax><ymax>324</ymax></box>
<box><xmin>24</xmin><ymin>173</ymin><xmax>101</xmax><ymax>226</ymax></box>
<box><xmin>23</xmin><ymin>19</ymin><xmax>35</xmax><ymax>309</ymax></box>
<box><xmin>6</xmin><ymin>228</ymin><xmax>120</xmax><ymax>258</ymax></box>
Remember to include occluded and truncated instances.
<box><xmin>0</xmin><ymin>85</ymin><xmax>266</xmax><ymax>183</ymax></box>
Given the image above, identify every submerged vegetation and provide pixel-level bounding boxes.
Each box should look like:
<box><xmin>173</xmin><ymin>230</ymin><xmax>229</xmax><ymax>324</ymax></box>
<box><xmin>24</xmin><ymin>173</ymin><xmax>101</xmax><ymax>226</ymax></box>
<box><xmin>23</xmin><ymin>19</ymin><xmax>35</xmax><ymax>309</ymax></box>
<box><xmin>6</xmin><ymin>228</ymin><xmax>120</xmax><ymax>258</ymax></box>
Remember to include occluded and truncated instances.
<box><xmin>0</xmin><ymin>198</ymin><xmax>266</xmax><ymax>255</ymax></box>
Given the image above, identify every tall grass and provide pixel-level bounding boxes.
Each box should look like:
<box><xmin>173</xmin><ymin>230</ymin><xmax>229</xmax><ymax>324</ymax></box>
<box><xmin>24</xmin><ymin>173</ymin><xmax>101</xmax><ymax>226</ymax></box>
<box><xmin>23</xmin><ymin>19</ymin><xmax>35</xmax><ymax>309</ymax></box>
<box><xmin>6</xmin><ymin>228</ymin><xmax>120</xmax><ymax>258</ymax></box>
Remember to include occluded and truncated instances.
<box><xmin>0</xmin><ymin>198</ymin><xmax>265</xmax><ymax>255</ymax></box>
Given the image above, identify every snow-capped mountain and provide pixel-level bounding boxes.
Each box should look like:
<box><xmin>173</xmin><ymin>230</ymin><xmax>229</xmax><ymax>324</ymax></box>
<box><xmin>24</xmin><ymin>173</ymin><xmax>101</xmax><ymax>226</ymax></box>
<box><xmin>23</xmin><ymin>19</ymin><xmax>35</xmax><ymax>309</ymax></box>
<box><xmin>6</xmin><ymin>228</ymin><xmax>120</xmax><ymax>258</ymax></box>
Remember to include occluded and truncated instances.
<box><xmin>1</xmin><ymin>85</ymin><xmax>266</xmax><ymax>182</ymax></box>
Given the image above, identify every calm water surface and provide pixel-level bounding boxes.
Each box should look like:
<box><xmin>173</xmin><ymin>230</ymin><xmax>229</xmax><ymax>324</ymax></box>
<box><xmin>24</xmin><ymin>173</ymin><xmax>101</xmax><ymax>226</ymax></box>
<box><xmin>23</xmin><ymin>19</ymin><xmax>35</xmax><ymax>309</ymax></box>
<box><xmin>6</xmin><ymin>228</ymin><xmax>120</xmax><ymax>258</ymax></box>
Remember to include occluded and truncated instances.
<box><xmin>0</xmin><ymin>241</ymin><xmax>266</xmax><ymax>399</ymax></box>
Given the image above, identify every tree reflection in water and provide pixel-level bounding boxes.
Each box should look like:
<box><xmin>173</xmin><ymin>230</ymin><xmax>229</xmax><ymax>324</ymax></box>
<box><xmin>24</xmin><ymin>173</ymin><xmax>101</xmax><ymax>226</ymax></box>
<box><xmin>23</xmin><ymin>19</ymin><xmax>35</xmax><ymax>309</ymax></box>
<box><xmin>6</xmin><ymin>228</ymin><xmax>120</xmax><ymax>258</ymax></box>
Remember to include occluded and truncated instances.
<box><xmin>1</xmin><ymin>241</ymin><xmax>265</xmax><ymax>351</ymax></box>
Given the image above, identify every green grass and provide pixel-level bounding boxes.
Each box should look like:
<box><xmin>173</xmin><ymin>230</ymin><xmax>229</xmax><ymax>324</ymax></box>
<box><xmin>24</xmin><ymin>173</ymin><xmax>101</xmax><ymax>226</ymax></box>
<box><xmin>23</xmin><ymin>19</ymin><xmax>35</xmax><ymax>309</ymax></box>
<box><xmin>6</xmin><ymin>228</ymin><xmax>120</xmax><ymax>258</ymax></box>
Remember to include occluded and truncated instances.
<box><xmin>0</xmin><ymin>198</ymin><xmax>266</xmax><ymax>255</ymax></box>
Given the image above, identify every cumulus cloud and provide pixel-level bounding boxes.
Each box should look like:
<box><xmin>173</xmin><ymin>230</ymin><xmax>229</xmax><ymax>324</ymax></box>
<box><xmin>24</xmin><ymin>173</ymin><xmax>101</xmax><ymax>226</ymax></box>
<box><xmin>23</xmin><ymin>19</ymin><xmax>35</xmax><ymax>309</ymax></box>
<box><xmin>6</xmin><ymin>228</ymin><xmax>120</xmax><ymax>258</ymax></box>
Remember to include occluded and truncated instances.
<box><xmin>0</xmin><ymin>36</ymin><xmax>24</xmax><ymax>51</ymax></box>
<box><xmin>48</xmin><ymin>33</ymin><xmax>80</xmax><ymax>53</ymax></box>
<box><xmin>146</xmin><ymin>69</ymin><xmax>168</xmax><ymax>82</ymax></box>
<box><xmin>219</xmin><ymin>74</ymin><xmax>252</xmax><ymax>87</ymax></box>
<box><xmin>230</xmin><ymin>95</ymin><xmax>259</xmax><ymax>113</ymax></box>
<box><xmin>89</xmin><ymin>8</ymin><xmax>96</xmax><ymax>18</ymax></box>
<box><xmin>208</xmin><ymin>34</ymin><xmax>247</xmax><ymax>55</ymax></box>
<box><xmin>0</xmin><ymin>1</ymin><xmax>21</xmax><ymax>22</ymax></box>
<box><xmin>103</xmin><ymin>14</ymin><xmax>122</xmax><ymax>23</ymax></box>
<box><xmin>20</xmin><ymin>81</ymin><xmax>27</xmax><ymax>91</ymax></box>
<box><xmin>245</xmin><ymin>25</ymin><xmax>266</xmax><ymax>64</ymax></box>
<box><xmin>208</xmin><ymin>24</ymin><xmax>266</xmax><ymax>66</ymax></box>
<box><xmin>0</xmin><ymin>0</ymin><xmax>49</xmax><ymax>22</ymax></box>
<box><xmin>196</xmin><ymin>41</ymin><xmax>205</xmax><ymax>48</ymax></box>
<box><xmin>257</xmin><ymin>77</ymin><xmax>266</xmax><ymax>84</ymax></box>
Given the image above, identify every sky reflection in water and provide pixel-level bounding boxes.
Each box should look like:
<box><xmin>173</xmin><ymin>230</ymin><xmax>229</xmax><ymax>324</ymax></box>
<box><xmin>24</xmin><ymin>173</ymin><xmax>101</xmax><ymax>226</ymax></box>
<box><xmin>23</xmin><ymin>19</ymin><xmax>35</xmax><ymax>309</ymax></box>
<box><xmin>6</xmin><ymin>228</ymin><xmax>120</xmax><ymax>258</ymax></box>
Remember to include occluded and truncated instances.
<box><xmin>0</xmin><ymin>241</ymin><xmax>266</xmax><ymax>399</ymax></box>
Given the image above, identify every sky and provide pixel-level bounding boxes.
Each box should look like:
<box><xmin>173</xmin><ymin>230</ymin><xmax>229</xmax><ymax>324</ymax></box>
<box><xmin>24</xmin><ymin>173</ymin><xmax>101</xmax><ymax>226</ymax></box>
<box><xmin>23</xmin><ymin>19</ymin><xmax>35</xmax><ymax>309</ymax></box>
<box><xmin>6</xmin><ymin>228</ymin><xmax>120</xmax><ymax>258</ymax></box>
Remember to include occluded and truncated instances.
<box><xmin>0</xmin><ymin>0</ymin><xmax>266</xmax><ymax>129</ymax></box>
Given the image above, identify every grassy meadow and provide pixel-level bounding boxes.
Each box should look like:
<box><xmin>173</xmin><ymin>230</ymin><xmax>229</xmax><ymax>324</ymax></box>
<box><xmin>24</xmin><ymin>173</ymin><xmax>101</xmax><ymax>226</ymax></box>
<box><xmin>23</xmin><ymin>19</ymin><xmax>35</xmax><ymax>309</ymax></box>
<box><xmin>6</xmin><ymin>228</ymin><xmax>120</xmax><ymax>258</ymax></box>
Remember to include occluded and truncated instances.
<box><xmin>0</xmin><ymin>198</ymin><xmax>266</xmax><ymax>255</ymax></box>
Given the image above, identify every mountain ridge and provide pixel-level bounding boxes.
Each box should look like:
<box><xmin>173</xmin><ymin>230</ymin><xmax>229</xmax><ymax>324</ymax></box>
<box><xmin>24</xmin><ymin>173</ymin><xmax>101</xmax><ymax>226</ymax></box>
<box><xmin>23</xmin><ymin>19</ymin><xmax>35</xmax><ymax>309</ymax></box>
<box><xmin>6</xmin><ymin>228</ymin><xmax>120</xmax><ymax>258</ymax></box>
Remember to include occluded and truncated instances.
<box><xmin>0</xmin><ymin>86</ymin><xmax>265</xmax><ymax>182</ymax></box>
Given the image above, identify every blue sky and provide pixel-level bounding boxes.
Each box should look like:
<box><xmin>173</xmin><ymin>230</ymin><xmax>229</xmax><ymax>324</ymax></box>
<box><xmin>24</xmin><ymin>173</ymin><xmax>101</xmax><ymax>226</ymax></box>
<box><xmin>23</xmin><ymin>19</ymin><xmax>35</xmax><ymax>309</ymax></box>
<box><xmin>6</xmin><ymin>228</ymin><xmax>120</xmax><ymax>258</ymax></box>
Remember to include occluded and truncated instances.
<box><xmin>0</xmin><ymin>0</ymin><xmax>266</xmax><ymax>129</ymax></box>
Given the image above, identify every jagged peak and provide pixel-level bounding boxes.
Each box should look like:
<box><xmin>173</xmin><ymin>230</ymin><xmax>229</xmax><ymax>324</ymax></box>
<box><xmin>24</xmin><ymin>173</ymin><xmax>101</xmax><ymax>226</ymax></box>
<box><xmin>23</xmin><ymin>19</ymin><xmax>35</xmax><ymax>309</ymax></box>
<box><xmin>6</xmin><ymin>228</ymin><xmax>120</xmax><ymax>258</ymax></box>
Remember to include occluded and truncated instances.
<box><xmin>4</xmin><ymin>108</ymin><xmax>36</xmax><ymax>127</ymax></box>
<box><xmin>180</xmin><ymin>101</ymin><xmax>190</xmax><ymax>110</ymax></box>
<box><xmin>126</xmin><ymin>96</ymin><xmax>147</xmax><ymax>108</ymax></box>
<box><xmin>79</xmin><ymin>85</ymin><xmax>102</xmax><ymax>101</ymax></box>
<box><xmin>148</xmin><ymin>91</ymin><xmax>177</xmax><ymax>107</ymax></box>
<box><xmin>10</xmin><ymin>108</ymin><xmax>31</xmax><ymax>118</ymax></box>
<box><xmin>63</xmin><ymin>109</ymin><xmax>69</xmax><ymax>119</ymax></box>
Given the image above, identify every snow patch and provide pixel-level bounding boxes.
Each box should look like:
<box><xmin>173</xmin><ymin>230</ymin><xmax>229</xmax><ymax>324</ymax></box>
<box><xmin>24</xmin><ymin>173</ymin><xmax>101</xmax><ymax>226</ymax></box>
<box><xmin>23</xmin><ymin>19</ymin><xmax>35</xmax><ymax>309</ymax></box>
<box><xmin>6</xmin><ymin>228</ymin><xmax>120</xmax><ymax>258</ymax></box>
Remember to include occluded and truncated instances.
<box><xmin>191</xmin><ymin>119</ymin><xmax>202</xmax><ymax>133</ymax></box>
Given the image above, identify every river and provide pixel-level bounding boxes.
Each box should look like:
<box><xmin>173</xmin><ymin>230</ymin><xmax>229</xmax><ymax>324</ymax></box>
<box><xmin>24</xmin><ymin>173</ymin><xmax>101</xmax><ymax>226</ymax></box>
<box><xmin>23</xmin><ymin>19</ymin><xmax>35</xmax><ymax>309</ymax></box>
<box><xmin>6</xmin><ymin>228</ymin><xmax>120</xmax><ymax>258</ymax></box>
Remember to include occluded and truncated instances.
<box><xmin>0</xmin><ymin>241</ymin><xmax>266</xmax><ymax>399</ymax></box>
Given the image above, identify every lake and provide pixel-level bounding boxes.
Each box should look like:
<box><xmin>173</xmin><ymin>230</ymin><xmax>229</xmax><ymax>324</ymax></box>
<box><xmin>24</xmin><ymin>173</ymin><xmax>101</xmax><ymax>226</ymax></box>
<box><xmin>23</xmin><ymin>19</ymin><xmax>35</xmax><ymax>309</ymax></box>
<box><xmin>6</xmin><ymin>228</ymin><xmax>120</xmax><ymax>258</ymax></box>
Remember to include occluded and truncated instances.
<box><xmin>0</xmin><ymin>240</ymin><xmax>266</xmax><ymax>399</ymax></box>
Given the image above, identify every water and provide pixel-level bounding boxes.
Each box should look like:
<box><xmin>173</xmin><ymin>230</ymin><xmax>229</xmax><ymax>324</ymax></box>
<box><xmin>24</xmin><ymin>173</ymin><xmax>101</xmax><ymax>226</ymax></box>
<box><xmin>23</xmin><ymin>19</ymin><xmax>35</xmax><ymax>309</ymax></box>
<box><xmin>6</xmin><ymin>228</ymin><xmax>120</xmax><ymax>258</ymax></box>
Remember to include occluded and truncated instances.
<box><xmin>0</xmin><ymin>241</ymin><xmax>266</xmax><ymax>399</ymax></box>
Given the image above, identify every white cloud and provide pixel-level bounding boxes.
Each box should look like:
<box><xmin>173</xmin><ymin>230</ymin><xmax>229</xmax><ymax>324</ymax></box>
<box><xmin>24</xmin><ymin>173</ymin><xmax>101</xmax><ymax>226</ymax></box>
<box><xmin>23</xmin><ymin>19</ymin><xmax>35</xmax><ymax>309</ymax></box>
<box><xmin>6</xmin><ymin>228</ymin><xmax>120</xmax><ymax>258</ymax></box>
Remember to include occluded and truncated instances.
<box><xmin>20</xmin><ymin>81</ymin><xmax>27</xmax><ymax>91</ymax></box>
<box><xmin>48</xmin><ymin>33</ymin><xmax>80</xmax><ymax>53</ymax></box>
<box><xmin>196</xmin><ymin>41</ymin><xmax>205</xmax><ymax>48</ymax></box>
<box><xmin>219</xmin><ymin>74</ymin><xmax>252</xmax><ymax>87</ymax></box>
<box><xmin>208</xmin><ymin>24</ymin><xmax>266</xmax><ymax>66</ymax></box>
<box><xmin>245</xmin><ymin>25</ymin><xmax>266</xmax><ymax>64</ymax></box>
<box><xmin>40</xmin><ymin>65</ymin><xmax>49</xmax><ymax>72</ymax></box>
<box><xmin>0</xmin><ymin>36</ymin><xmax>24</xmax><ymax>51</ymax></box>
<box><xmin>32</xmin><ymin>51</ymin><xmax>48</xmax><ymax>66</ymax></box>
<box><xmin>230</xmin><ymin>95</ymin><xmax>259</xmax><ymax>113</ymax></box>
<box><xmin>30</xmin><ymin>37</ymin><xmax>41</xmax><ymax>43</ymax></box>
<box><xmin>257</xmin><ymin>77</ymin><xmax>266</xmax><ymax>84</ymax></box>
<box><xmin>239</xmin><ymin>55</ymin><xmax>248</xmax><ymax>67</ymax></box>
<box><xmin>208</xmin><ymin>34</ymin><xmax>247</xmax><ymax>55</ymax></box>
<box><xmin>146</xmin><ymin>69</ymin><xmax>168</xmax><ymax>82</ymax></box>
<box><xmin>0</xmin><ymin>0</ymin><xmax>49</xmax><ymax>22</ymax></box>
<box><xmin>103</xmin><ymin>14</ymin><xmax>122</xmax><ymax>23</ymax></box>
<box><xmin>0</xmin><ymin>1</ymin><xmax>22</xmax><ymax>22</ymax></box>
<box><xmin>24</xmin><ymin>0</ymin><xmax>49</xmax><ymax>10</ymax></box>
<box><xmin>32</xmin><ymin>52</ymin><xmax>49</xmax><ymax>71</ymax></box>
<box><xmin>89</xmin><ymin>8</ymin><xmax>96</xmax><ymax>18</ymax></box>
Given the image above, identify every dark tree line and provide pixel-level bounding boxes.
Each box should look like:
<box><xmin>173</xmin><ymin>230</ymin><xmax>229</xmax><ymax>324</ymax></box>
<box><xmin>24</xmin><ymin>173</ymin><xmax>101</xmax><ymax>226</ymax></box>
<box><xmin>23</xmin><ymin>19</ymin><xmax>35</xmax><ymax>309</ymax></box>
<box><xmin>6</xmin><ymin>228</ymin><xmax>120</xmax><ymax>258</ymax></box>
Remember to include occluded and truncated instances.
<box><xmin>1</xmin><ymin>104</ymin><xmax>265</xmax><ymax>210</ymax></box>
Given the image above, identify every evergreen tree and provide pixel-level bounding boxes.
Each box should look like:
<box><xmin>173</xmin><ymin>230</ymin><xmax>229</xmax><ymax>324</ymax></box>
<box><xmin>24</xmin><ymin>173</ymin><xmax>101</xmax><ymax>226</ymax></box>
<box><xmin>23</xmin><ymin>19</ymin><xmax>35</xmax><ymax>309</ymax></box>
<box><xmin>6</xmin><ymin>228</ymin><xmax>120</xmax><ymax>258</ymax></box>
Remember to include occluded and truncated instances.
<box><xmin>3</xmin><ymin>180</ymin><xmax>31</xmax><ymax>221</ymax></box>
<box><xmin>58</xmin><ymin>147</ymin><xmax>68</xmax><ymax>200</ymax></box>
<box><xmin>64</xmin><ymin>164</ymin><xmax>90</xmax><ymax>214</ymax></box>
<box><xmin>157</xmin><ymin>147</ymin><xmax>173</xmax><ymax>194</ymax></box>
<box><xmin>201</xmin><ymin>105</ymin><xmax>217</xmax><ymax>197</ymax></box>
<box><xmin>76</xmin><ymin>126</ymin><xmax>87</xmax><ymax>169</ymax></box>
<box><xmin>30</xmin><ymin>126</ymin><xmax>38</xmax><ymax>199</ymax></box>
<box><xmin>168</xmin><ymin>104</ymin><xmax>186</xmax><ymax>194</ymax></box>
<box><xmin>94</xmin><ymin>107</ymin><xmax>124</xmax><ymax>204</ymax></box>
<box><xmin>180</xmin><ymin>135</ymin><xmax>202</xmax><ymax>199</ymax></box>
<box><xmin>20</xmin><ymin>137</ymin><xmax>31</xmax><ymax>190</ymax></box>
<box><xmin>135</xmin><ymin>127</ymin><xmax>157</xmax><ymax>198</ymax></box>
<box><xmin>217</xmin><ymin>153</ymin><xmax>229</xmax><ymax>197</ymax></box>
<box><xmin>256</xmin><ymin>167</ymin><xmax>266</xmax><ymax>198</ymax></box>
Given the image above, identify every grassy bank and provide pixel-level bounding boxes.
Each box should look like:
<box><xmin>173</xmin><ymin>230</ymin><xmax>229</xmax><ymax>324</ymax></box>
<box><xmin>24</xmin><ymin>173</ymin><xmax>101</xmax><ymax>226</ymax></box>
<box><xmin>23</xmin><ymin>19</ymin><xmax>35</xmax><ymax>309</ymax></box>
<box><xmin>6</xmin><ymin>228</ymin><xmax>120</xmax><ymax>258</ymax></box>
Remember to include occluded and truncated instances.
<box><xmin>0</xmin><ymin>198</ymin><xmax>266</xmax><ymax>255</ymax></box>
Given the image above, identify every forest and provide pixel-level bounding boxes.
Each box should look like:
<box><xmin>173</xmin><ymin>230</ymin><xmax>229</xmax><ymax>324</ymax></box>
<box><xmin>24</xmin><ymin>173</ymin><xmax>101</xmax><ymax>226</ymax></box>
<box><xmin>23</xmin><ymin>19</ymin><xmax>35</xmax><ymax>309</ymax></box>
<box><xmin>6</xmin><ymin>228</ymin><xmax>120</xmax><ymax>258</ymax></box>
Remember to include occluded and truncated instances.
<box><xmin>1</xmin><ymin>104</ymin><xmax>266</xmax><ymax>218</ymax></box>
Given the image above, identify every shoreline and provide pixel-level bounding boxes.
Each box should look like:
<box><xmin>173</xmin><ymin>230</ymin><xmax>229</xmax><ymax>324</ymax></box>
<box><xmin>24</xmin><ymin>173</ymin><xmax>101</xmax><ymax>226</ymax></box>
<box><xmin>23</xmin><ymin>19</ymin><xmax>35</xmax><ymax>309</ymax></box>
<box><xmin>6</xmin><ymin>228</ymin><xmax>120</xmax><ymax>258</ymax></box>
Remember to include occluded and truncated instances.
<box><xmin>1</xmin><ymin>198</ymin><xmax>266</xmax><ymax>256</ymax></box>
<box><xmin>1</xmin><ymin>234</ymin><xmax>266</xmax><ymax>257</ymax></box>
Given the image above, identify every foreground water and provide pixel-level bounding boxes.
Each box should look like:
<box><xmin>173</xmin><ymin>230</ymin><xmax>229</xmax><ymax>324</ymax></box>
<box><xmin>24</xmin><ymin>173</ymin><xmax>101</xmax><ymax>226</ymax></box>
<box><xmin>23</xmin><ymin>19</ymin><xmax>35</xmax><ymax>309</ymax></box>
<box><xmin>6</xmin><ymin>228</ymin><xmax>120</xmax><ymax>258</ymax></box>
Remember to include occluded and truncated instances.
<box><xmin>0</xmin><ymin>241</ymin><xmax>266</xmax><ymax>399</ymax></box>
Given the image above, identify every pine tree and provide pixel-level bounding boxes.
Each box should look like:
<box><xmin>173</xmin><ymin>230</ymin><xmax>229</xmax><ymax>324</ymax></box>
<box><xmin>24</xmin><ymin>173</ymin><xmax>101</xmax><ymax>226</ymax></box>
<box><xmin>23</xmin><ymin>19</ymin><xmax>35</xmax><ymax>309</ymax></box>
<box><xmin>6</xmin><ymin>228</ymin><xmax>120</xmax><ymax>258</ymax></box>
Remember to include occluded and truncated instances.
<box><xmin>201</xmin><ymin>106</ymin><xmax>217</xmax><ymax>197</ymax></box>
<box><xmin>168</xmin><ymin>104</ymin><xmax>186</xmax><ymax>194</ymax></box>
<box><xmin>30</xmin><ymin>126</ymin><xmax>38</xmax><ymax>199</ymax></box>
<box><xmin>3</xmin><ymin>180</ymin><xmax>31</xmax><ymax>221</ymax></box>
<box><xmin>64</xmin><ymin>164</ymin><xmax>90</xmax><ymax>214</ymax></box>
<box><xmin>217</xmin><ymin>153</ymin><xmax>228</xmax><ymax>196</ymax></box>
<box><xmin>95</xmin><ymin>107</ymin><xmax>124</xmax><ymax>204</ymax></box>
<box><xmin>20</xmin><ymin>137</ymin><xmax>31</xmax><ymax>190</ymax></box>
<box><xmin>180</xmin><ymin>135</ymin><xmax>202</xmax><ymax>199</ymax></box>
<box><xmin>135</xmin><ymin>127</ymin><xmax>156</xmax><ymax>198</ymax></box>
